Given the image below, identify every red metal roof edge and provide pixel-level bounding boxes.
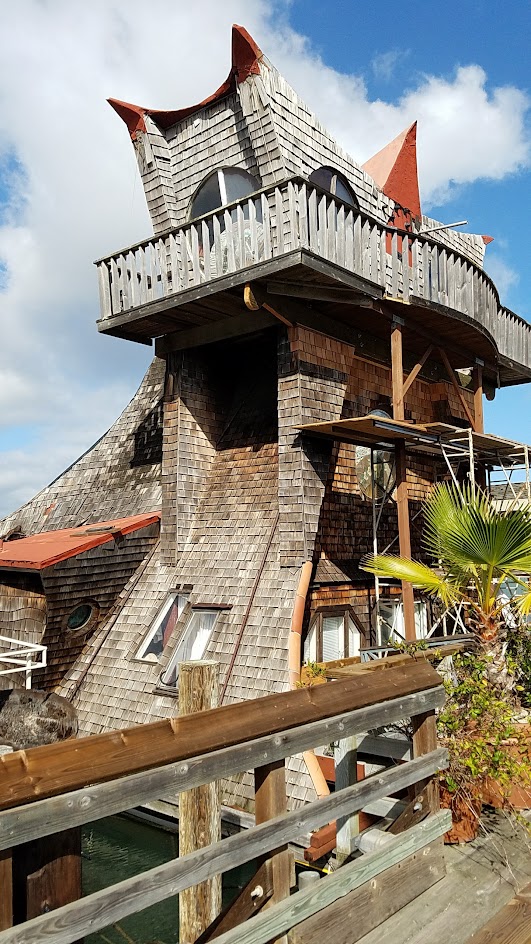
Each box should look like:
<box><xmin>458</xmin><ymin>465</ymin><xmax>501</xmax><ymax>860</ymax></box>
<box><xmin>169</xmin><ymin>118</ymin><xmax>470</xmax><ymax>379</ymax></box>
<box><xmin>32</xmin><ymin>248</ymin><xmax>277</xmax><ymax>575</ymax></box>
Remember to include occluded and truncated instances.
<box><xmin>0</xmin><ymin>513</ymin><xmax>161</xmax><ymax>571</ymax></box>
<box><xmin>108</xmin><ymin>25</ymin><xmax>263</xmax><ymax>140</ymax></box>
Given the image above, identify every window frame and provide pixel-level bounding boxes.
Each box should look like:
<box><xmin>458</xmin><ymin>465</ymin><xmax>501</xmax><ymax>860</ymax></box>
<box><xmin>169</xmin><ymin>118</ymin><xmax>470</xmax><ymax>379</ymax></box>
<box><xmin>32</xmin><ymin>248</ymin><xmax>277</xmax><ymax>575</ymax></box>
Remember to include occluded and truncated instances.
<box><xmin>304</xmin><ymin>605</ymin><xmax>365</xmax><ymax>664</ymax></box>
<box><xmin>189</xmin><ymin>167</ymin><xmax>261</xmax><ymax>222</ymax></box>
<box><xmin>158</xmin><ymin>606</ymin><xmax>220</xmax><ymax>689</ymax></box>
<box><xmin>133</xmin><ymin>592</ymin><xmax>190</xmax><ymax>663</ymax></box>
<box><xmin>377</xmin><ymin>595</ymin><xmax>428</xmax><ymax>644</ymax></box>
<box><xmin>308</xmin><ymin>166</ymin><xmax>359</xmax><ymax>209</ymax></box>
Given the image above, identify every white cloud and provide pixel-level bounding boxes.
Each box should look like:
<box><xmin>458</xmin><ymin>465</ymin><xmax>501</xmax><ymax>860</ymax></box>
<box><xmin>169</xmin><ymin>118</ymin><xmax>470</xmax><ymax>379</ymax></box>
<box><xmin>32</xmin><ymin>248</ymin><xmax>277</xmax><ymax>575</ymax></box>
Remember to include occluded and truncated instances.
<box><xmin>371</xmin><ymin>49</ymin><xmax>405</xmax><ymax>82</ymax></box>
<box><xmin>0</xmin><ymin>1</ymin><xmax>529</xmax><ymax>516</ymax></box>
<box><xmin>483</xmin><ymin>255</ymin><xmax>520</xmax><ymax>298</ymax></box>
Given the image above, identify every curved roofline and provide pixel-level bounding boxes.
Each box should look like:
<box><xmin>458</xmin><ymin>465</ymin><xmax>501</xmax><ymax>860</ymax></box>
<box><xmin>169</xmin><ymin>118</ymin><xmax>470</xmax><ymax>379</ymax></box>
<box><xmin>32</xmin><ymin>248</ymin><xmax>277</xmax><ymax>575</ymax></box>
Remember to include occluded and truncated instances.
<box><xmin>108</xmin><ymin>25</ymin><xmax>262</xmax><ymax>140</ymax></box>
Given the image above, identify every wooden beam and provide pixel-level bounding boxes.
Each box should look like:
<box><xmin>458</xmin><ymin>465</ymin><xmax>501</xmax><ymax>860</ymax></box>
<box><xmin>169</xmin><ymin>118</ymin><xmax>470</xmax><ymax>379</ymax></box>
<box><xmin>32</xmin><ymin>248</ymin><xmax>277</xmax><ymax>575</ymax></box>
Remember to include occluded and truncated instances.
<box><xmin>12</xmin><ymin>829</ymin><xmax>81</xmax><ymax>942</ymax></box>
<box><xmin>0</xmin><ymin>686</ymin><xmax>445</xmax><ymax>852</ymax></box>
<box><xmin>0</xmin><ymin>849</ymin><xmax>12</xmax><ymax>931</ymax></box>
<box><xmin>438</xmin><ymin>347</ymin><xmax>476</xmax><ymax>430</ymax></box>
<box><xmin>198</xmin><ymin>861</ymin><xmax>273</xmax><ymax>942</ymax></box>
<box><xmin>266</xmin><ymin>281</ymin><xmax>367</xmax><ymax>305</ymax></box>
<box><xmin>0</xmin><ymin>760</ymin><xmax>449</xmax><ymax>944</ymax></box>
<box><xmin>411</xmin><ymin>710</ymin><xmax>440</xmax><ymax>815</ymax></box>
<box><xmin>255</xmin><ymin>761</ymin><xmax>291</xmax><ymax>943</ymax></box>
<box><xmin>289</xmin><ymin>843</ymin><xmax>445</xmax><ymax>944</ymax></box>
<box><xmin>335</xmin><ymin>736</ymin><xmax>359</xmax><ymax>863</ymax></box>
<box><xmin>473</xmin><ymin>363</ymin><xmax>484</xmax><ymax>434</ymax></box>
<box><xmin>179</xmin><ymin>662</ymin><xmax>221</xmax><ymax>944</ymax></box>
<box><xmin>391</xmin><ymin>321</ymin><xmax>405</xmax><ymax>420</ymax></box>
<box><xmin>402</xmin><ymin>345</ymin><xmax>434</xmax><ymax>397</ymax></box>
<box><xmin>155</xmin><ymin>310</ymin><xmax>276</xmax><ymax>355</ymax></box>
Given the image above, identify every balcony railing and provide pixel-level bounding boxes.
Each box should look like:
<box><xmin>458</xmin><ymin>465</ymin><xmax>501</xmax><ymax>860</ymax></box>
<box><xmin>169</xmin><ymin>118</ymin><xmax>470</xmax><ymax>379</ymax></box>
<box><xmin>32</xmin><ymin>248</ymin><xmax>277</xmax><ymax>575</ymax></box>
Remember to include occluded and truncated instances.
<box><xmin>0</xmin><ymin>634</ymin><xmax>46</xmax><ymax>689</ymax></box>
<box><xmin>96</xmin><ymin>177</ymin><xmax>530</xmax><ymax>368</ymax></box>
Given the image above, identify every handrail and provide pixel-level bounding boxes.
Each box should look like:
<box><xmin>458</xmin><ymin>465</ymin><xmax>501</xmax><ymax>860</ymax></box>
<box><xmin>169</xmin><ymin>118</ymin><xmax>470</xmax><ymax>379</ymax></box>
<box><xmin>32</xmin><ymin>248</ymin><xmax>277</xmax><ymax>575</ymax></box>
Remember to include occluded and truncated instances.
<box><xmin>0</xmin><ymin>661</ymin><xmax>448</xmax><ymax>944</ymax></box>
<box><xmin>0</xmin><ymin>634</ymin><xmax>46</xmax><ymax>689</ymax></box>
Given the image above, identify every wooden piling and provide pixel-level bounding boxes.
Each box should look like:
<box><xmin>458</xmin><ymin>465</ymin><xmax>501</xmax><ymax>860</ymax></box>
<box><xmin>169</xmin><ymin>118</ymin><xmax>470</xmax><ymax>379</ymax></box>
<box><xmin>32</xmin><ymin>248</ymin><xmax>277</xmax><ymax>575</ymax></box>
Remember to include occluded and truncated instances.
<box><xmin>179</xmin><ymin>660</ymin><xmax>221</xmax><ymax>944</ymax></box>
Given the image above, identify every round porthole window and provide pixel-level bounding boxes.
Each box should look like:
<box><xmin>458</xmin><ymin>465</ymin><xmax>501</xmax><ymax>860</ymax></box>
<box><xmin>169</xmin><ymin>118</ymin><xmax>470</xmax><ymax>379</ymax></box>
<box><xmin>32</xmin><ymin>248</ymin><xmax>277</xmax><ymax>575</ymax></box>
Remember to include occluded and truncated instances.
<box><xmin>66</xmin><ymin>603</ymin><xmax>98</xmax><ymax>632</ymax></box>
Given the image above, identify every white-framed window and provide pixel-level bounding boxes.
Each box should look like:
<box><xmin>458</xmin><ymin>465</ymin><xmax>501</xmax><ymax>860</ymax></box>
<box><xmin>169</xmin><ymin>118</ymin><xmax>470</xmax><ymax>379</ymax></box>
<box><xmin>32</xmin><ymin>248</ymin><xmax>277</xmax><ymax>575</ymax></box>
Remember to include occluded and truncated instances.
<box><xmin>378</xmin><ymin>598</ymin><xmax>428</xmax><ymax>645</ymax></box>
<box><xmin>160</xmin><ymin>608</ymin><xmax>218</xmax><ymax>687</ymax></box>
<box><xmin>135</xmin><ymin>593</ymin><xmax>188</xmax><ymax>662</ymax></box>
<box><xmin>303</xmin><ymin>608</ymin><xmax>361</xmax><ymax>664</ymax></box>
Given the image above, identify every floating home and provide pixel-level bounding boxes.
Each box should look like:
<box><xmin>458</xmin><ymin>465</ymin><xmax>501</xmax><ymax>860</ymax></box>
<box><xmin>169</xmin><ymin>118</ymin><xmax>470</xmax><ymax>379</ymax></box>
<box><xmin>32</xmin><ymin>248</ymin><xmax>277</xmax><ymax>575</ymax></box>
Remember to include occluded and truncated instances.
<box><xmin>1</xmin><ymin>25</ymin><xmax>531</xmax><ymax>812</ymax></box>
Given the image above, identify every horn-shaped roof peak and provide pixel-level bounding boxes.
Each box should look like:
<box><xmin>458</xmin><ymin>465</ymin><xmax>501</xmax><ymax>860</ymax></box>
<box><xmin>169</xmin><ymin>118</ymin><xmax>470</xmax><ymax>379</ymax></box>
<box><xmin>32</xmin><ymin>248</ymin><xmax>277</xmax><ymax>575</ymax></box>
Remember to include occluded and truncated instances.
<box><xmin>362</xmin><ymin>121</ymin><xmax>421</xmax><ymax>219</ymax></box>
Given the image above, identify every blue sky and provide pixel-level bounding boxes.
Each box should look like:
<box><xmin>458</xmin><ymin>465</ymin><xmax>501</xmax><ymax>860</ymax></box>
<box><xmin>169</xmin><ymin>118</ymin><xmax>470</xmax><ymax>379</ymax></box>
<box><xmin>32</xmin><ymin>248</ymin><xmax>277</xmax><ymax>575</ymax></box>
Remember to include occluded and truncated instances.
<box><xmin>0</xmin><ymin>0</ymin><xmax>529</xmax><ymax>515</ymax></box>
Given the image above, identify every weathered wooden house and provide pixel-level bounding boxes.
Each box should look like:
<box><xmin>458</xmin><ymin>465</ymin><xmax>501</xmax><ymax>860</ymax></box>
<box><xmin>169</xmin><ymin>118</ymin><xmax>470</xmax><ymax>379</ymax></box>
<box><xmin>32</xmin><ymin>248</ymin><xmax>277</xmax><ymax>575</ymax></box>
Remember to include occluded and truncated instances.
<box><xmin>2</xmin><ymin>24</ymin><xmax>531</xmax><ymax>810</ymax></box>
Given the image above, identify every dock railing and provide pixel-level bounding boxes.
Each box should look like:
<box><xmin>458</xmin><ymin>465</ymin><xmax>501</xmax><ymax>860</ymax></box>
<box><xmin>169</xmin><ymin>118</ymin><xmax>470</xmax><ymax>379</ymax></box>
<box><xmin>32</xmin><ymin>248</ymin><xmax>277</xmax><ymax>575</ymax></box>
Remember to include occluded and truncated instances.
<box><xmin>95</xmin><ymin>177</ymin><xmax>529</xmax><ymax>367</ymax></box>
<box><xmin>0</xmin><ymin>659</ymin><xmax>449</xmax><ymax>944</ymax></box>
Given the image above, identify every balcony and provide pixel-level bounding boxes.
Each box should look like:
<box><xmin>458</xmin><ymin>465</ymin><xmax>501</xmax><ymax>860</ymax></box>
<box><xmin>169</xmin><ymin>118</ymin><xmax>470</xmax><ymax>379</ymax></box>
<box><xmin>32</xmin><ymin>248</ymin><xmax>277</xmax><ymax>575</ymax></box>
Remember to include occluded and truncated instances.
<box><xmin>95</xmin><ymin>178</ymin><xmax>531</xmax><ymax>383</ymax></box>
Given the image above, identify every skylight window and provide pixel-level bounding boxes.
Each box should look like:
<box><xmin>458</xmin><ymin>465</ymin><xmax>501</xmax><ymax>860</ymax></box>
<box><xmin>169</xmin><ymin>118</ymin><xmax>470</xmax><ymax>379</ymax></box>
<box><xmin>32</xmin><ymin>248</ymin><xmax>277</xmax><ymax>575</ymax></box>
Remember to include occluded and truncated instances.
<box><xmin>136</xmin><ymin>593</ymin><xmax>188</xmax><ymax>662</ymax></box>
<box><xmin>160</xmin><ymin>608</ymin><xmax>218</xmax><ymax>687</ymax></box>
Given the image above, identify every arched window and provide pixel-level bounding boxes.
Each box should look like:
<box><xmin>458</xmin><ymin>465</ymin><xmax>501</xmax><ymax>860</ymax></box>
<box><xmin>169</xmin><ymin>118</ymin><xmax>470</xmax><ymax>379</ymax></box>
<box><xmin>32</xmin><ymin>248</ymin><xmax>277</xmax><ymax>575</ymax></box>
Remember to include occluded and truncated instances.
<box><xmin>309</xmin><ymin>166</ymin><xmax>359</xmax><ymax>208</ymax></box>
<box><xmin>190</xmin><ymin>168</ymin><xmax>260</xmax><ymax>220</ymax></box>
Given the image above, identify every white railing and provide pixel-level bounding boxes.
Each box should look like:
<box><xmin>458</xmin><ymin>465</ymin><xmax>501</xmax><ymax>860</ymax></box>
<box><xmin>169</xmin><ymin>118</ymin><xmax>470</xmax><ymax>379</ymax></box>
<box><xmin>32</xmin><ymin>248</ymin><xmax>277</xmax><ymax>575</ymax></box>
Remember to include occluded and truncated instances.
<box><xmin>0</xmin><ymin>635</ymin><xmax>47</xmax><ymax>689</ymax></box>
<box><xmin>95</xmin><ymin>177</ymin><xmax>531</xmax><ymax>368</ymax></box>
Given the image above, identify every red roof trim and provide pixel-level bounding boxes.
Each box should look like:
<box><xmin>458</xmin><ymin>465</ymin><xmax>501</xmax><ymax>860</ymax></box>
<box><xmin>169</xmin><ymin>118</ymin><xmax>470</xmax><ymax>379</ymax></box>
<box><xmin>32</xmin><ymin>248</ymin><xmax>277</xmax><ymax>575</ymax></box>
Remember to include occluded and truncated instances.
<box><xmin>109</xmin><ymin>25</ymin><xmax>263</xmax><ymax>140</ymax></box>
<box><xmin>0</xmin><ymin>513</ymin><xmax>161</xmax><ymax>571</ymax></box>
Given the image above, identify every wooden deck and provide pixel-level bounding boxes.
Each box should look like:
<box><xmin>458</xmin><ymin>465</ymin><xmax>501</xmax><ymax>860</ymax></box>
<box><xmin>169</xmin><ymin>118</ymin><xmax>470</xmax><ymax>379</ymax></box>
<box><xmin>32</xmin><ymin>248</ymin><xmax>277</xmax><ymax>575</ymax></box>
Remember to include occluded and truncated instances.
<box><xmin>94</xmin><ymin>178</ymin><xmax>531</xmax><ymax>382</ymax></box>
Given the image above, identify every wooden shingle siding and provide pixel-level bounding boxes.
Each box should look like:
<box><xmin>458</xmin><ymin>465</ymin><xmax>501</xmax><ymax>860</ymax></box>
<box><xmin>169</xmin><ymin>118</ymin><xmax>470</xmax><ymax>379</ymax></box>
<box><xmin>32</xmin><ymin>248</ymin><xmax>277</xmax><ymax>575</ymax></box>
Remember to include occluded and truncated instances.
<box><xmin>0</xmin><ymin>359</ymin><xmax>164</xmax><ymax>541</ymax></box>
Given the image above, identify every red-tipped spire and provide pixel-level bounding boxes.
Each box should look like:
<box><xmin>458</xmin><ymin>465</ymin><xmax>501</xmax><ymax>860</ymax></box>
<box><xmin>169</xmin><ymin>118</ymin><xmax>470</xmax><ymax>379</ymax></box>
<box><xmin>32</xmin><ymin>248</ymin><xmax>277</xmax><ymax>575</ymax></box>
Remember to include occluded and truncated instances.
<box><xmin>362</xmin><ymin>122</ymin><xmax>421</xmax><ymax>219</ymax></box>
<box><xmin>109</xmin><ymin>25</ymin><xmax>262</xmax><ymax>140</ymax></box>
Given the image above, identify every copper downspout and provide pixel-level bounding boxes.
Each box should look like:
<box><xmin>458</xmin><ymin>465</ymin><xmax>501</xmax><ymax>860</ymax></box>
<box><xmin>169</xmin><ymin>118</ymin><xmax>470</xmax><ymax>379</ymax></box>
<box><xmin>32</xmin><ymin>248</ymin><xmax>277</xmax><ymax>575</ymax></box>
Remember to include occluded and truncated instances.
<box><xmin>288</xmin><ymin>560</ymin><xmax>330</xmax><ymax>801</ymax></box>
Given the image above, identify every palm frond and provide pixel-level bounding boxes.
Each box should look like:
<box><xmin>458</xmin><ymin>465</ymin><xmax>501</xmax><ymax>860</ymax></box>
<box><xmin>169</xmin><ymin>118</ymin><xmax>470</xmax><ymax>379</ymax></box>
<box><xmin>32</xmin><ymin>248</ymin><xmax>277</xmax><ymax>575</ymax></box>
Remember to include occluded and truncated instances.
<box><xmin>361</xmin><ymin>554</ymin><xmax>459</xmax><ymax>607</ymax></box>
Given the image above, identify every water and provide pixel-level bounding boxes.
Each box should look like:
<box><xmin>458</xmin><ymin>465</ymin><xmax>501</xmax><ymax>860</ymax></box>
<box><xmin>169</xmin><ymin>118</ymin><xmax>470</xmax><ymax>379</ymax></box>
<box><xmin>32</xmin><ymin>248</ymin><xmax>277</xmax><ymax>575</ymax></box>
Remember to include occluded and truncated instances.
<box><xmin>82</xmin><ymin>815</ymin><xmax>256</xmax><ymax>944</ymax></box>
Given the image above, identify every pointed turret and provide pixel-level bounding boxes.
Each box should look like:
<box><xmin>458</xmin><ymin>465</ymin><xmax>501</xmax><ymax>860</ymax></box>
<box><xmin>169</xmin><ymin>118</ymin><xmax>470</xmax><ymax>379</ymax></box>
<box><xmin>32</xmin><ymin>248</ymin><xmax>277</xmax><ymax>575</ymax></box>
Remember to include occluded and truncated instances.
<box><xmin>362</xmin><ymin>122</ymin><xmax>421</xmax><ymax>219</ymax></box>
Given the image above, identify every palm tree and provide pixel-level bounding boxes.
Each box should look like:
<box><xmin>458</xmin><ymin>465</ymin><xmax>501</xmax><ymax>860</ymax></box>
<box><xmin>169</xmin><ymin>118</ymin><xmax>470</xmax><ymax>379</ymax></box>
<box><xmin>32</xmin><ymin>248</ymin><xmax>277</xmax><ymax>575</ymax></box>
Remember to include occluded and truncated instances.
<box><xmin>362</xmin><ymin>483</ymin><xmax>531</xmax><ymax>688</ymax></box>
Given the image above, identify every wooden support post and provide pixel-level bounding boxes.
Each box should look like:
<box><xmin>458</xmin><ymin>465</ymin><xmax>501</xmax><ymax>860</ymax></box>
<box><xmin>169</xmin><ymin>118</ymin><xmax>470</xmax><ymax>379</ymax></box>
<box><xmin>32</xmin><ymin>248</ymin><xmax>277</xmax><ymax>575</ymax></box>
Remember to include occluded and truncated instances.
<box><xmin>391</xmin><ymin>320</ymin><xmax>405</xmax><ymax>421</ymax></box>
<box><xmin>390</xmin><ymin>320</ymin><xmax>416</xmax><ymax>641</ymax></box>
<box><xmin>179</xmin><ymin>661</ymin><xmax>221</xmax><ymax>944</ymax></box>
<box><xmin>473</xmin><ymin>362</ymin><xmax>484</xmax><ymax>434</ymax></box>
<box><xmin>335</xmin><ymin>736</ymin><xmax>359</xmax><ymax>863</ymax></box>
<box><xmin>0</xmin><ymin>849</ymin><xmax>13</xmax><ymax>931</ymax></box>
<box><xmin>438</xmin><ymin>347</ymin><xmax>476</xmax><ymax>430</ymax></box>
<box><xmin>254</xmin><ymin>759</ymin><xmax>291</xmax><ymax>944</ymax></box>
<box><xmin>12</xmin><ymin>829</ymin><xmax>82</xmax><ymax>942</ymax></box>
<box><xmin>411</xmin><ymin>710</ymin><xmax>440</xmax><ymax>814</ymax></box>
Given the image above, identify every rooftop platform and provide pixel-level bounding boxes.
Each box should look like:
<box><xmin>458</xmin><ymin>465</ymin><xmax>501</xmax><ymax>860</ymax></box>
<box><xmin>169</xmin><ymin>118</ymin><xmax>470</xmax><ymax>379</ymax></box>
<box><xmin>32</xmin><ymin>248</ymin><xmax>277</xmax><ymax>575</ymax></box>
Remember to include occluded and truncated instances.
<box><xmin>96</xmin><ymin>178</ymin><xmax>531</xmax><ymax>385</ymax></box>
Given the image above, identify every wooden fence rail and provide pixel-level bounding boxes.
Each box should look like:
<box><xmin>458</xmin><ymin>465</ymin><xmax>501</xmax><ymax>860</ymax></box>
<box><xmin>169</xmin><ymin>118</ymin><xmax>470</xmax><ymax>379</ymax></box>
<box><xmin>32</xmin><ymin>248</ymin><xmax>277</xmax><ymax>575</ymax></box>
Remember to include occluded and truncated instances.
<box><xmin>94</xmin><ymin>176</ymin><xmax>530</xmax><ymax>367</ymax></box>
<box><xmin>0</xmin><ymin>660</ymin><xmax>449</xmax><ymax>944</ymax></box>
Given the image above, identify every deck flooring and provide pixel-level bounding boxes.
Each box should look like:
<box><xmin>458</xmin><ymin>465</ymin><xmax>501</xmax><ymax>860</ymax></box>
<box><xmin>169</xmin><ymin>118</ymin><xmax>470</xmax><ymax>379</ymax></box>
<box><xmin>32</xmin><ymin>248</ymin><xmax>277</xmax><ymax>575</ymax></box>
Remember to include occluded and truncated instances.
<box><xmin>356</xmin><ymin>811</ymin><xmax>531</xmax><ymax>944</ymax></box>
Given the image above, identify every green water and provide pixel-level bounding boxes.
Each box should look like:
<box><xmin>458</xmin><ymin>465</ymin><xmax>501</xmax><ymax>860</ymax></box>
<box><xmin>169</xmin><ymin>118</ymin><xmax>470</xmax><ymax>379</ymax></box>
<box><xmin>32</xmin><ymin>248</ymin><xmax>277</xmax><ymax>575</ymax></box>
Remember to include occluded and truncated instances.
<box><xmin>82</xmin><ymin>815</ymin><xmax>256</xmax><ymax>944</ymax></box>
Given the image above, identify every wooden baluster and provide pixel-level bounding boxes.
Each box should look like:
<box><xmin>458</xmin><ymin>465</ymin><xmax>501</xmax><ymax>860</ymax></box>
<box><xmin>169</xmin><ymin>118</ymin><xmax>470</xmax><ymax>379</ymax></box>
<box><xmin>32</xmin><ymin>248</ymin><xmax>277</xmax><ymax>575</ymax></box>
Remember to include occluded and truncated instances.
<box><xmin>254</xmin><ymin>759</ymin><xmax>291</xmax><ymax>944</ymax></box>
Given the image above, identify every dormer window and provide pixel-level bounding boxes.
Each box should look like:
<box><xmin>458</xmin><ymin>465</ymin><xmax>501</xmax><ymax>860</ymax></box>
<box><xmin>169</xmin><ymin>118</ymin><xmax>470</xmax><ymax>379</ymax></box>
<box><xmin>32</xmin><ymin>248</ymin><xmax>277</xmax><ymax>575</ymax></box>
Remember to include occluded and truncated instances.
<box><xmin>190</xmin><ymin>168</ymin><xmax>260</xmax><ymax>220</ymax></box>
<box><xmin>309</xmin><ymin>167</ymin><xmax>359</xmax><ymax>209</ymax></box>
<box><xmin>160</xmin><ymin>608</ymin><xmax>218</xmax><ymax>687</ymax></box>
<box><xmin>136</xmin><ymin>592</ymin><xmax>189</xmax><ymax>662</ymax></box>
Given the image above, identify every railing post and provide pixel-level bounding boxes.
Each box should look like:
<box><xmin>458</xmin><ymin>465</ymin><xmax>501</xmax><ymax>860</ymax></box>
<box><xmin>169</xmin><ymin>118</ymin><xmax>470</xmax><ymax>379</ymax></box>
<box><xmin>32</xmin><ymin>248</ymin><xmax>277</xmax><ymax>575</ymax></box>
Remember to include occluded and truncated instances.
<box><xmin>0</xmin><ymin>848</ymin><xmax>13</xmax><ymax>930</ymax></box>
<box><xmin>335</xmin><ymin>735</ymin><xmax>359</xmax><ymax>863</ymax></box>
<box><xmin>411</xmin><ymin>709</ymin><xmax>440</xmax><ymax>814</ymax></box>
<box><xmin>179</xmin><ymin>661</ymin><xmax>221</xmax><ymax>944</ymax></box>
<box><xmin>254</xmin><ymin>759</ymin><xmax>291</xmax><ymax>944</ymax></box>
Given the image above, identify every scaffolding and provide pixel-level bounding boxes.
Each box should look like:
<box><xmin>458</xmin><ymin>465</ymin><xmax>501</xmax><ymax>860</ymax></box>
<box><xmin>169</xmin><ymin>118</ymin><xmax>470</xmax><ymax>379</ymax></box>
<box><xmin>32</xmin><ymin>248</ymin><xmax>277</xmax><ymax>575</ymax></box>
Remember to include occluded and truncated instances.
<box><xmin>299</xmin><ymin>414</ymin><xmax>531</xmax><ymax>648</ymax></box>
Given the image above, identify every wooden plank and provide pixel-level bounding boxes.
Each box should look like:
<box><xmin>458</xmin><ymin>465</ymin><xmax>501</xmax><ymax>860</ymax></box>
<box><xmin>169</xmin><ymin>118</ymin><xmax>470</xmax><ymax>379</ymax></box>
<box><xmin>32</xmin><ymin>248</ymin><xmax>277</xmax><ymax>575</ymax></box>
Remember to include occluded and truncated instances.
<box><xmin>179</xmin><ymin>662</ymin><xmax>221</xmax><ymax>944</ymax></box>
<box><xmin>411</xmin><ymin>710</ymin><xmax>439</xmax><ymax>814</ymax></box>
<box><xmin>0</xmin><ymin>662</ymin><xmax>441</xmax><ymax>811</ymax></box>
<box><xmin>335</xmin><ymin>735</ymin><xmax>358</xmax><ymax>863</ymax></box>
<box><xmin>12</xmin><ymin>829</ymin><xmax>81</xmax><ymax>939</ymax></box>
<box><xmin>0</xmin><ymin>687</ymin><xmax>445</xmax><ymax>851</ymax></box>
<box><xmin>155</xmin><ymin>310</ymin><xmax>276</xmax><ymax>355</ymax></box>
<box><xmin>199</xmin><ymin>861</ymin><xmax>274</xmax><ymax>942</ymax></box>
<box><xmin>193</xmin><ymin>814</ymin><xmax>451</xmax><ymax>944</ymax></box>
<box><xmin>0</xmin><ymin>849</ymin><xmax>12</xmax><ymax>930</ymax></box>
<box><xmin>391</xmin><ymin>321</ymin><xmax>405</xmax><ymax>420</ymax></box>
<box><xmin>289</xmin><ymin>841</ymin><xmax>445</xmax><ymax>944</ymax></box>
<box><xmin>266</xmin><ymin>282</ymin><xmax>366</xmax><ymax>304</ymax></box>
<box><xmin>255</xmin><ymin>761</ymin><xmax>290</xmax><ymax>943</ymax></box>
<box><xmin>474</xmin><ymin>363</ymin><xmax>484</xmax><ymax>434</ymax></box>
<box><xmin>468</xmin><ymin>894</ymin><xmax>531</xmax><ymax>943</ymax></box>
<box><xmin>0</xmin><ymin>759</ymin><xmax>449</xmax><ymax>944</ymax></box>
